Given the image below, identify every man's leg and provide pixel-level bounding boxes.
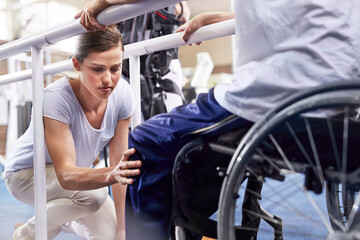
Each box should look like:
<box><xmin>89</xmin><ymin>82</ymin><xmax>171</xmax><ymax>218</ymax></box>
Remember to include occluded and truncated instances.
<box><xmin>126</xmin><ymin>88</ymin><xmax>251</xmax><ymax>239</ymax></box>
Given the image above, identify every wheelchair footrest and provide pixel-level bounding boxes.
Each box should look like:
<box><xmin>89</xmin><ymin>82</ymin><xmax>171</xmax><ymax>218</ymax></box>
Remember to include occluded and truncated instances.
<box><xmin>238</xmin><ymin>199</ymin><xmax>283</xmax><ymax>240</ymax></box>
<box><xmin>260</xmin><ymin>207</ymin><xmax>283</xmax><ymax>240</ymax></box>
<box><xmin>240</xmin><ymin>178</ymin><xmax>284</xmax><ymax>240</ymax></box>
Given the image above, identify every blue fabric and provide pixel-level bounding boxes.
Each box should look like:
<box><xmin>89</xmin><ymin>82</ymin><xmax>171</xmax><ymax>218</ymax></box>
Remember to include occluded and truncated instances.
<box><xmin>126</xmin><ymin>88</ymin><xmax>251</xmax><ymax>240</ymax></box>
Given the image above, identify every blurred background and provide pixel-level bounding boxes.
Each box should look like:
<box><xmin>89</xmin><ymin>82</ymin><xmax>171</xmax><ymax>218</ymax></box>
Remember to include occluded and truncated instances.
<box><xmin>0</xmin><ymin>0</ymin><xmax>234</xmax><ymax>159</ymax></box>
<box><xmin>0</xmin><ymin>1</ymin><xmax>234</xmax><ymax>239</ymax></box>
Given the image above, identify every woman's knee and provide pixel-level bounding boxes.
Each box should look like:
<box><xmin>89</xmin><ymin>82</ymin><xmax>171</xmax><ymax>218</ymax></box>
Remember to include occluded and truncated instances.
<box><xmin>73</xmin><ymin>187</ymin><xmax>108</xmax><ymax>213</ymax></box>
<box><xmin>4</xmin><ymin>169</ymin><xmax>35</xmax><ymax>206</ymax></box>
<box><xmin>71</xmin><ymin>196</ymin><xmax>117</xmax><ymax>240</ymax></box>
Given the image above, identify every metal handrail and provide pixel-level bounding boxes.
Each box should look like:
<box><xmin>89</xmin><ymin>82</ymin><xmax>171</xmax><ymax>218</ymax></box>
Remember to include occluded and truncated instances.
<box><xmin>0</xmin><ymin>1</ymin><xmax>183</xmax><ymax>239</ymax></box>
<box><xmin>0</xmin><ymin>19</ymin><xmax>235</xmax><ymax>85</ymax></box>
<box><xmin>0</xmin><ymin>0</ymin><xmax>181</xmax><ymax>60</ymax></box>
<box><xmin>0</xmin><ymin>1</ymin><xmax>235</xmax><ymax>239</ymax></box>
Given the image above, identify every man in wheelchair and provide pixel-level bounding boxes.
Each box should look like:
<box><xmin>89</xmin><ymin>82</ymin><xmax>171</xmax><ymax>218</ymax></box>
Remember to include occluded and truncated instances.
<box><xmin>124</xmin><ymin>1</ymin><xmax>360</xmax><ymax>239</ymax></box>
<box><xmin>78</xmin><ymin>0</ymin><xmax>360</xmax><ymax>239</ymax></box>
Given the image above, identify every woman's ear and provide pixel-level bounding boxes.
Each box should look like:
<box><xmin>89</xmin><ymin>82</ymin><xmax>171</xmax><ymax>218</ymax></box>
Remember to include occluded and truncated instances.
<box><xmin>72</xmin><ymin>57</ymin><xmax>81</xmax><ymax>71</ymax></box>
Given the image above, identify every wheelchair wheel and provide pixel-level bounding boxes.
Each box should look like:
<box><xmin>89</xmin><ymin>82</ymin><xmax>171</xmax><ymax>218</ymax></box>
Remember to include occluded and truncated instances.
<box><xmin>218</xmin><ymin>89</ymin><xmax>360</xmax><ymax>240</ymax></box>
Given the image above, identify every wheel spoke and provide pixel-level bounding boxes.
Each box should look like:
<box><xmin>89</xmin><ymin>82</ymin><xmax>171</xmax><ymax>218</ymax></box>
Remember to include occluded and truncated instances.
<box><xmin>269</xmin><ymin>134</ymin><xmax>296</xmax><ymax>173</ymax></box>
<box><xmin>286</xmin><ymin>121</ymin><xmax>322</xmax><ymax>181</ymax></box>
<box><xmin>304</xmin><ymin>118</ymin><xmax>325</xmax><ymax>187</ymax></box>
<box><xmin>327</xmin><ymin>119</ymin><xmax>341</xmax><ymax>171</ymax></box>
<box><xmin>341</xmin><ymin>106</ymin><xmax>349</xmax><ymax>215</ymax></box>
<box><xmin>269</xmin><ymin>133</ymin><xmax>334</xmax><ymax>234</ymax></box>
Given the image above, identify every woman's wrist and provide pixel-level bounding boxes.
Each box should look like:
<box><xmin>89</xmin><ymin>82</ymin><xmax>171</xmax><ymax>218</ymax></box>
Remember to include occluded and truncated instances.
<box><xmin>107</xmin><ymin>167</ymin><xmax>118</xmax><ymax>185</ymax></box>
<box><xmin>92</xmin><ymin>0</ymin><xmax>112</xmax><ymax>15</ymax></box>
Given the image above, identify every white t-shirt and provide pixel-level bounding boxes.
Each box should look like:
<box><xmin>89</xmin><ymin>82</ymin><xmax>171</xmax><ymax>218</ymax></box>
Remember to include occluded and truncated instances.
<box><xmin>4</xmin><ymin>76</ymin><xmax>136</xmax><ymax>173</ymax></box>
<box><xmin>215</xmin><ymin>0</ymin><xmax>360</xmax><ymax>122</ymax></box>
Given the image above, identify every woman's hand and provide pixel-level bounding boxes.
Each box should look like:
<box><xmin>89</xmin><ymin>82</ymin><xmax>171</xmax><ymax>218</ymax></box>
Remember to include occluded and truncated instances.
<box><xmin>111</xmin><ymin>148</ymin><xmax>142</xmax><ymax>185</ymax></box>
<box><xmin>75</xmin><ymin>0</ymin><xmax>110</xmax><ymax>31</ymax></box>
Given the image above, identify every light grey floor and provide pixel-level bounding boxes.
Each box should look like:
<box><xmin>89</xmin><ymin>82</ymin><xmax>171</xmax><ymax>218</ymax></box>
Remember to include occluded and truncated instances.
<box><xmin>0</xmin><ymin>169</ymin><xmax>332</xmax><ymax>240</ymax></box>
<box><xmin>0</xmin><ymin>173</ymin><xmax>82</xmax><ymax>240</ymax></box>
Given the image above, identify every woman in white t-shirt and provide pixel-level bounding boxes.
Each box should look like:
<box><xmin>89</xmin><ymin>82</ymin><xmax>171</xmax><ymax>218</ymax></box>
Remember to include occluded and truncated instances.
<box><xmin>4</xmin><ymin>25</ymin><xmax>142</xmax><ymax>240</ymax></box>
<box><xmin>77</xmin><ymin>1</ymin><xmax>360</xmax><ymax>239</ymax></box>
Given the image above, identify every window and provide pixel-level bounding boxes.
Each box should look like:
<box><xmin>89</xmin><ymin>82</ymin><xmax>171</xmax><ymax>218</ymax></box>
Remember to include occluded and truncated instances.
<box><xmin>0</xmin><ymin>1</ymin><xmax>78</xmax><ymax>52</ymax></box>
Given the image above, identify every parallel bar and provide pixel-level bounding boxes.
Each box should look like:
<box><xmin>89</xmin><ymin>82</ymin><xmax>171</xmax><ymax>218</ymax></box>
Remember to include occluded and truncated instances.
<box><xmin>230</xmin><ymin>0</ymin><xmax>236</xmax><ymax>73</ymax></box>
<box><xmin>96</xmin><ymin>0</ymin><xmax>179</xmax><ymax>27</ymax></box>
<box><xmin>0</xmin><ymin>0</ymin><xmax>180</xmax><ymax>61</ymax></box>
<box><xmin>0</xmin><ymin>20</ymin><xmax>236</xmax><ymax>86</ymax></box>
<box><xmin>124</xmin><ymin>19</ymin><xmax>235</xmax><ymax>59</ymax></box>
<box><xmin>0</xmin><ymin>1</ymin><xmax>230</xmax><ymax>239</ymax></box>
<box><xmin>31</xmin><ymin>45</ymin><xmax>47</xmax><ymax>240</ymax></box>
<box><xmin>0</xmin><ymin>60</ymin><xmax>73</xmax><ymax>85</ymax></box>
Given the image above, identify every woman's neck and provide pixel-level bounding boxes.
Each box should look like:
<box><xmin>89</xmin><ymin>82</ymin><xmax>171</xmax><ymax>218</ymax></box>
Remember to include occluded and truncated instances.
<box><xmin>71</xmin><ymin>78</ymin><xmax>106</xmax><ymax>113</ymax></box>
<box><xmin>69</xmin><ymin>79</ymin><xmax>108</xmax><ymax>129</ymax></box>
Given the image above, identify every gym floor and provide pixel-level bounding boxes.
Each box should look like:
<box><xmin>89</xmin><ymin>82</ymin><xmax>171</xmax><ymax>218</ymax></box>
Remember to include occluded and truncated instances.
<box><xmin>0</xmin><ymin>169</ymin><xmax>328</xmax><ymax>240</ymax></box>
<box><xmin>0</xmin><ymin>171</ymin><xmax>81</xmax><ymax>240</ymax></box>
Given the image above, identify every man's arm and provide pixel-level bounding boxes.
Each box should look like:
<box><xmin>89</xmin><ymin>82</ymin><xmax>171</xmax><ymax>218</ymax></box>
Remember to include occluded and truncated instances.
<box><xmin>175</xmin><ymin>11</ymin><xmax>234</xmax><ymax>43</ymax></box>
<box><xmin>75</xmin><ymin>0</ymin><xmax>139</xmax><ymax>31</ymax></box>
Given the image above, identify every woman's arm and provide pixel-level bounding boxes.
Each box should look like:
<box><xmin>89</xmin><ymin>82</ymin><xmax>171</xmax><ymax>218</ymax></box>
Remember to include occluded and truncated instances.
<box><xmin>108</xmin><ymin>118</ymin><xmax>135</xmax><ymax>239</ymax></box>
<box><xmin>44</xmin><ymin>117</ymin><xmax>141</xmax><ymax>190</ymax></box>
<box><xmin>75</xmin><ymin>0</ymin><xmax>139</xmax><ymax>31</ymax></box>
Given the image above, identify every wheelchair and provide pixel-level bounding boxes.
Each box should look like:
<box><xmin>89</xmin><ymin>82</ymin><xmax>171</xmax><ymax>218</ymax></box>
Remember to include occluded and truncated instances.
<box><xmin>171</xmin><ymin>81</ymin><xmax>360</xmax><ymax>240</ymax></box>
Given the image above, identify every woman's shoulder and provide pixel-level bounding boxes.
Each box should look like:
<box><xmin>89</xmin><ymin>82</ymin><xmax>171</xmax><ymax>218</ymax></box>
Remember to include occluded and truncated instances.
<box><xmin>117</xmin><ymin>77</ymin><xmax>131</xmax><ymax>88</ymax></box>
<box><xmin>43</xmin><ymin>76</ymin><xmax>78</xmax><ymax>124</ymax></box>
<box><xmin>44</xmin><ymin>76</ymin><xmax>75</xmax><ymax>99</ymax></box>
<box><xmin>112</xmin><ymin>78</ymin><xmax>132</xmax><ymax>98</ymax></box>
<box><xmin>109</xmin><ymin>77</ymin><xmax>136</xmax><ymax>119</ymax></box>
<box><xmin>43</xmin><ymin>76</ymin><xmax>78</xmax><ymax>112</ymax></box>
<box><xmin>45</xmin><ymin>75</ymin><xmax>69</xmax><ymax>89</ymax></box>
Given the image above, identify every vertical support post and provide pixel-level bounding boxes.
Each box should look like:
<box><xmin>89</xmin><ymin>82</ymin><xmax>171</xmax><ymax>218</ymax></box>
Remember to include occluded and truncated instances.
<box><xmin>31</xmin><ymin>45</ymin><xmax>47</xmax><ymax>240</ymax></box>
<box><xmin>129</xmin><ymin>55</ymin><xmax>141</xmax><ymax>129</ymax></box>
<box><xmin>230</xmin><ymin>0</ymin><xmax>236</xmax><ymax>74</ymax></box>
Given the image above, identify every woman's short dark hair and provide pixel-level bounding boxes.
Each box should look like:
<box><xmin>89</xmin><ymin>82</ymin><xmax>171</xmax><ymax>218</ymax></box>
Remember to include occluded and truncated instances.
<box><xmin>75</xmin><ymin>24</ymin><xmax>124</xmax><ymax>63</ymax></box>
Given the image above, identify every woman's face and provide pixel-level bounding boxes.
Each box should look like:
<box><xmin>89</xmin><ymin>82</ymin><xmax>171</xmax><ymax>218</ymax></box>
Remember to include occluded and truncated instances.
<box><xmin>75</xmin><ymin>46</ymin><xmax>123</xmax><ymax>100</ymax></box>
